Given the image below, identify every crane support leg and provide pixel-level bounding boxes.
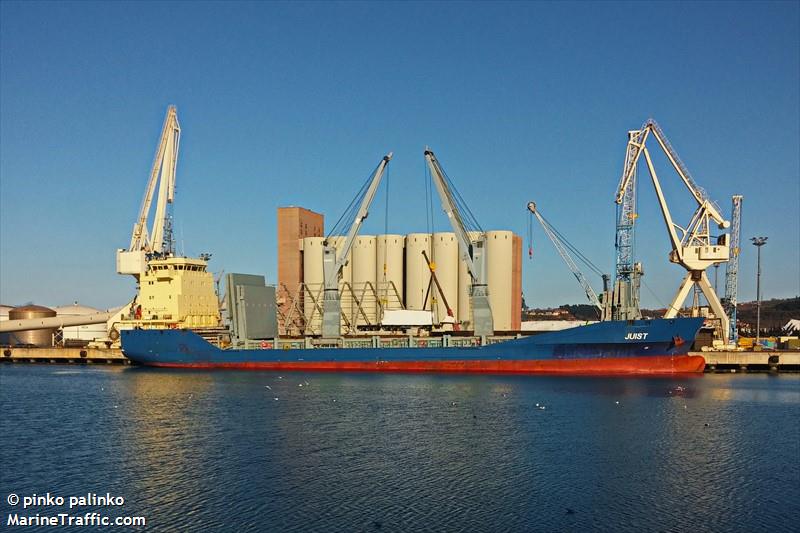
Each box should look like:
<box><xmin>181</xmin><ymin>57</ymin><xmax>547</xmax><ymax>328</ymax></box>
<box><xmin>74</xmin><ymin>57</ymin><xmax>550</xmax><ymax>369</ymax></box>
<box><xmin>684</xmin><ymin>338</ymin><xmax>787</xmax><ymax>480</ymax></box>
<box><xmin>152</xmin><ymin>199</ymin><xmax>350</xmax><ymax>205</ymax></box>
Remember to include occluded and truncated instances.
<box><xmin>664</xmin><ymin>271</ymin><xmax>730</xmax><ymax>344</ymax></box>
<box><xmin>697</xmin><ymin>271</ymin><xmax>730</xmax><ymax>344</ymax></box>
<box><xmin>665</xmin><ymin>273</ymin><xmax>696</xmax><ymax>318</ymax></box>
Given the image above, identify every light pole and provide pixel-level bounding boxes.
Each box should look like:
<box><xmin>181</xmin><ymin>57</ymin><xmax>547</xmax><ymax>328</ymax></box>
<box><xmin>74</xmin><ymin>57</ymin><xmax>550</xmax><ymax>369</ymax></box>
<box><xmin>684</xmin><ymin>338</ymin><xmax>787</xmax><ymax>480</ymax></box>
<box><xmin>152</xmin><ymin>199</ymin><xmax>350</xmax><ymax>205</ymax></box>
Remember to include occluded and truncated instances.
<box><xmin>751</xmin><ymin>237</ymin><xmax>768</xmax><ymax>346</ymax></box>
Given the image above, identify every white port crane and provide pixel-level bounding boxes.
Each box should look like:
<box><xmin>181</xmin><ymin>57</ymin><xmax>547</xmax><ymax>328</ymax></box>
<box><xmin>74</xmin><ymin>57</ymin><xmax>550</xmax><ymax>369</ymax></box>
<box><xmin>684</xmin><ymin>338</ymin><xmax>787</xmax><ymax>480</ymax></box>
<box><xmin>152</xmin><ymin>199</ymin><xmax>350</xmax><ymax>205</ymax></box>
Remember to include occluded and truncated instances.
<box><xmin>527</xmin><ymin>202</ymin><xmax>611</xmax><ymax>320</ymax></box>
<box><xmin>321</xmin><ymin>153</ymin><xmax>393</xmax><ymax>338</ymax></box>
<box><xmin>116</xmin><ymin>105</ymin><xmax>181</xmax><ymax>277</ymax></box>
<box><xmin>424</xmin><ymin>148</ymin><xmax>493</xmax><ymax>337</ymax></box>
<box><xmin>723</xmin><ymin>195</ymin><xmax>743</xmax><ymax>343</ymax></box>
<box><xmin>616</xmin><ymin>119</ymin><xmax>731</xmax><ymax>341</ymax></box>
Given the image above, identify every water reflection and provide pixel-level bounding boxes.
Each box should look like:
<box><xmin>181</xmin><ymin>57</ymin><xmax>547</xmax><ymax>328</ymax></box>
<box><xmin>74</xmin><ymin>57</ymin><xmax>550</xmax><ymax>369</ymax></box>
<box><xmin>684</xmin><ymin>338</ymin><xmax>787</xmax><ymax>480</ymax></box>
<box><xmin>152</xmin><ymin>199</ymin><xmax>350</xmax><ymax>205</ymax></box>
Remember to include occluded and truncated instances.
<box><xmin>1</xmin><ymin>367</ymin><xmax>797</xmax><ymax>532</ymax></box>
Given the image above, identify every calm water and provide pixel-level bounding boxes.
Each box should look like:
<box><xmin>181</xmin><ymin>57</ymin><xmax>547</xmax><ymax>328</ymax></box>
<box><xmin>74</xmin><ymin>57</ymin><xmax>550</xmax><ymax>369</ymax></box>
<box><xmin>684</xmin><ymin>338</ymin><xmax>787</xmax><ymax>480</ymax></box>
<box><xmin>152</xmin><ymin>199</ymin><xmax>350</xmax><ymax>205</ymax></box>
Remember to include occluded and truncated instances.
<box><xmin>1</xmin><ymin>366</ymin><xmax>798</xmax><ymax>532</ymax></box>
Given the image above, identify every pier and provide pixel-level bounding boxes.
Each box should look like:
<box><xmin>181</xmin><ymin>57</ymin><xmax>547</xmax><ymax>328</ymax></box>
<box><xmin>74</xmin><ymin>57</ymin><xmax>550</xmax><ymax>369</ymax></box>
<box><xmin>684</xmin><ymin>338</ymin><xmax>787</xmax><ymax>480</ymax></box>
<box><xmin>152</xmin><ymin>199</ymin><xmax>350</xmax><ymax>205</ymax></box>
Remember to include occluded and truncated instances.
<box><xmin>700</xmin><ymin>351</ymin><xmax>800</xmax><ymax>373</ymax></box>
<box><xmin>1</xmin><ymin>347</ymin><xmax>128</xmax><ymax>365</ymax></box>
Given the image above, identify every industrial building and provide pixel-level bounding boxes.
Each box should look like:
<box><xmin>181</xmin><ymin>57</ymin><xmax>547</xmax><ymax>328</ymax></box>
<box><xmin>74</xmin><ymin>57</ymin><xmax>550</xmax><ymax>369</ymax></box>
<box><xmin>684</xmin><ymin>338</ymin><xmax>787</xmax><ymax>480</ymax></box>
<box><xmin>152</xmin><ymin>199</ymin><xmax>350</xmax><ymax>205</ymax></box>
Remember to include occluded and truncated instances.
<box><xmin>276</xmin><ymin>206</ymin><xmax>324</xmax><ymax>329</ymax></box>
<box><xmin>277</xmin><ymin>207</ymin><xmax>522</xmax><ymax>335</ymax></box>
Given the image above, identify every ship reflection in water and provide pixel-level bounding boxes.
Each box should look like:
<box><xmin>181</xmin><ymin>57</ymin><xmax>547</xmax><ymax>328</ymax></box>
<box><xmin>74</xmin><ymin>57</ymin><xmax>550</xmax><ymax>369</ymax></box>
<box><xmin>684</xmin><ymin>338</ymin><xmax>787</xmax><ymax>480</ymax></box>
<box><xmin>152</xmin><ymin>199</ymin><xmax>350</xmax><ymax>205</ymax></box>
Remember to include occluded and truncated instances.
<box><xmin>1</xmin><ymin>366</ymin><xmax>798</xmax><ymax>532</ymax></box>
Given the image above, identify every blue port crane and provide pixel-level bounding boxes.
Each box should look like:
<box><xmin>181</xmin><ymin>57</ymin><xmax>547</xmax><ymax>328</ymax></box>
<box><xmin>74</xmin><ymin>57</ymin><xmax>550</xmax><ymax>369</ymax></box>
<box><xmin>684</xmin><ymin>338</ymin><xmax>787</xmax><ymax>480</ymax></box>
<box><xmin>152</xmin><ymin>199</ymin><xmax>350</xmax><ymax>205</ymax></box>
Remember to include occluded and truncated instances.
<box><xmin>723</xmin><ymin>195</ymin><xmax>743</xmax><ymax>343</ymax></box>
<box><xmin>613</xmin><ymin>124</ymin><xmax>647</xmax><ymax>321</ymax></box>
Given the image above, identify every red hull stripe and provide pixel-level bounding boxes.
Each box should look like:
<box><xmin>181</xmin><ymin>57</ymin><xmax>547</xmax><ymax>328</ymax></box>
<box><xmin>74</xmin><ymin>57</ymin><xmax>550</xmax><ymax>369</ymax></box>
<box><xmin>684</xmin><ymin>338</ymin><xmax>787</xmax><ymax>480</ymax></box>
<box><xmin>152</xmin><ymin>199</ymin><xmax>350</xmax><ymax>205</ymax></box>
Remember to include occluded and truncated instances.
<box><xmin>146</xmin><ymin>355</ymin><xmax>706</xmax><ymax>374</ymax></box>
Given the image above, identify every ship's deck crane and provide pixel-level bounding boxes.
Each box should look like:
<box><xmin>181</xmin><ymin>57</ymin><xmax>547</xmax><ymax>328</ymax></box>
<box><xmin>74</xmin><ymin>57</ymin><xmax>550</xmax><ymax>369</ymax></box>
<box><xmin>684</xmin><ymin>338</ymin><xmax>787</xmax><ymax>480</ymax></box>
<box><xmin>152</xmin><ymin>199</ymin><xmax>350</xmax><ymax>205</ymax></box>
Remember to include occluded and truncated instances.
<box><xmin>723</xmin><ymin>195</ymin><xmax>743</xmax><ymax>344</ymax></box>
<box><xmin>617</xmin><ymin>118</ymin><xmax>731</xmax><ymax>341</ymax></box>
<box><xmin>322</xmin><ymin>153</ymin><xmax>393</xmax><ymax>338</ymax></box>
<box><xmin>116</xmin><ymin>106</ymin><xmax>181</xmax><ymax>277</ymax></box>
<box><xmin>424</xmin><ymin>148</ymin><xmax>493</xmax><ymax>337</ymax></box>
<box><xmin>527</xmin><ymin>202</ymin><xmax>611</xmax><ymax>320</ymax></box>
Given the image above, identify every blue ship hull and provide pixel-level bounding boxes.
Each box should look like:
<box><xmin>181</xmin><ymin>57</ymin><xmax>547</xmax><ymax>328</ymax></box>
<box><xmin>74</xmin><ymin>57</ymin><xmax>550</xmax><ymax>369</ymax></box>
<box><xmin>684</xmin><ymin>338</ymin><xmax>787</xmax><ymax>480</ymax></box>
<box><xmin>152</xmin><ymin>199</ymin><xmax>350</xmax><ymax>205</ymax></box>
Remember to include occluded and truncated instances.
<box><xmin>121</xmin><ymin>318</ymin><xmax>706</xmax><ymax>375</ymax></box>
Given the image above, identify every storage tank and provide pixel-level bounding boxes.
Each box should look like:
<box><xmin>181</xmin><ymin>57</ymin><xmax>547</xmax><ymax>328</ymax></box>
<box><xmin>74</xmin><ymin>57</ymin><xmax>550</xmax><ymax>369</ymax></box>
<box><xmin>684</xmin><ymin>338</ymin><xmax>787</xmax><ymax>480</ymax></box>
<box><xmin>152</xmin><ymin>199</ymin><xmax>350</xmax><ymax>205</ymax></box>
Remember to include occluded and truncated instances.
<box><xmin>432</xmin><ymin>232</ymin><xmax>459</xmax><ymax>328</ymax></box>
<box><xmin>457</xmin><ymin>231</ymin><xmax>482</xmax><ymax>330</ymax></box>
<box><xmin>351</xmin><ymin>235</ymin><xmax>377</xmax><ymax>326</ymax></box>
<box><xmin>487</xmin><ymin>230</ymin><xmax>514</xmax><ymax>331</ymax></box>
<box><xmin>53</xmin><ymin>302</ymin><xmax>106</xmax><ymax>346</ymax></box>
<box><xmin>376</xmin><ymin>234</ymin><xmax>404</xmax><ymax>311</ymax></box>
<box><xmin>302</xmin><ymin>237</ymin><xmax>324</xmax><ymax>334</ymax></box>
<box><xmin>7</xmin><ymin>304</ymin><xmax>56</xmax><ymax>347</ymax></box>
<box><xmin>405</xmin><ymin>233</ymin><xmax>431</xmax><ymax>310</ymax></box>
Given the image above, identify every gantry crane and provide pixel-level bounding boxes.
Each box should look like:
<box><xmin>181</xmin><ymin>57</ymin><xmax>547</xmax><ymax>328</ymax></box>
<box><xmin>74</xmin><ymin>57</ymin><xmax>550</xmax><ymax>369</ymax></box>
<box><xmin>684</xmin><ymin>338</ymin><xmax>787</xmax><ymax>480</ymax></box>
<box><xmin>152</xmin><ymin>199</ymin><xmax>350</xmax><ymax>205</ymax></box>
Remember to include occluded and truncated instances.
<box><xmin>321</xmin><ymin>153</ymin><xmax>393</xmax><ymax>338</ymax></box>
<box><xmin>527</xmin><ymin>202</ymin><xmax>612</xmax><ymax>320</ymax></box>
<box><xmin>116</xmin><ymin>105</ymin><xmax>181</xmax><ymax>277</ymax></box>
<box><xmin>424</xmin><ymin>148</ymin><xmax>493</xmax><ymax>337</ymax></box>
<box><xmin>616</xmin><ymin>118</ymin><xmax>731</xmax><ymax>341</ymax></box>
<box><xmin>723</xmin><ymin>195</ymin><xmax>743</xmax><ymax>344</ymax></box>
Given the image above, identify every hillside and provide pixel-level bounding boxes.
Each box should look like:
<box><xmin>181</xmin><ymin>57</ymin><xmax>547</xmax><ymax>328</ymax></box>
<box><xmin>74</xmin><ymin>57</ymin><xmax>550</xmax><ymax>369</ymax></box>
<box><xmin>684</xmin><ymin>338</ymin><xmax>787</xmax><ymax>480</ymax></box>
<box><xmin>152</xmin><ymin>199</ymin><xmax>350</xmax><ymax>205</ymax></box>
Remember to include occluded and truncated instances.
<box><xmin>523</xmin><ymin>297</ymin><xmax>800</xmax><ymax>334</ymax></box>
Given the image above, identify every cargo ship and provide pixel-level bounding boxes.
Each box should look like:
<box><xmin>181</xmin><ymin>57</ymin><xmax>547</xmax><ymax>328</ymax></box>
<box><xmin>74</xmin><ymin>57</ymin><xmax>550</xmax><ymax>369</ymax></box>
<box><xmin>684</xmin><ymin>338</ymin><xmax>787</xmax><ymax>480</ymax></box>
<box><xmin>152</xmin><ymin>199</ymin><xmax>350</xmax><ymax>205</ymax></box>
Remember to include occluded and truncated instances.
<box><xmin>120</xmin><ymin>317</ymin><xmax>706</xmax><ymax>374</ymax></box>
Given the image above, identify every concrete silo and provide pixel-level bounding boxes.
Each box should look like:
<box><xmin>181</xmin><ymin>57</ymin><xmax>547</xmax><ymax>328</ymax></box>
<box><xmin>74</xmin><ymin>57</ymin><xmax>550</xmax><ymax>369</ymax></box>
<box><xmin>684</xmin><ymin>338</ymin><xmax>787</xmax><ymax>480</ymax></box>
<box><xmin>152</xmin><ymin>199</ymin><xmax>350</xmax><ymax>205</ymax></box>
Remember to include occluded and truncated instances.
<box><xmin>405</xmin><ymin>233</ymin><xmax>432</xmax><ymax>311</ymax></box>
<box><xmin>487</xmin><ymin>230</ymin><xmax>514</xmax><ymax>331</ymax></box>
<box><xmin>302</xmin><ymin>237</ymin><xmax>325</xmax><ymax>334</ymax></box>
<box><xmin>351</xmin><ymin>235</ymin><xmax>377</xmax><ymax>326</ymax></box>
<box><xmin>376</xmin><ymin>234</ymin><xmax>404</xmax><ymax>311</ymax></box>
<box><xmin>432</xmin><ymin>232</ymin><xmax>459</xmax><ymax>327</ymax></box>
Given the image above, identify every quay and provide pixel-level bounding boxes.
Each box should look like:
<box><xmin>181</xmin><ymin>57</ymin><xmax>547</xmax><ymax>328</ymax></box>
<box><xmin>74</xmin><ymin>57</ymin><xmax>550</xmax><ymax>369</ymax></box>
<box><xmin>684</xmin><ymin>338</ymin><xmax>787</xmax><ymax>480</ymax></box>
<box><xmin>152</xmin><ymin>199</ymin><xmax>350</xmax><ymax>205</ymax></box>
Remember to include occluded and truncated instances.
<box><xmin>700</xmin><ymin>350</ymin><xmax>800</xmax><ymax>373</ymax></box>
<box><xmin>1</xmin><ymin>347</ymin><xmax>128</xmax><ymax>365</ymax></box>
<box><xmin>1</xmin><ymin>346</ymin><xmax>799</xmax><ymax>373</ymax></box>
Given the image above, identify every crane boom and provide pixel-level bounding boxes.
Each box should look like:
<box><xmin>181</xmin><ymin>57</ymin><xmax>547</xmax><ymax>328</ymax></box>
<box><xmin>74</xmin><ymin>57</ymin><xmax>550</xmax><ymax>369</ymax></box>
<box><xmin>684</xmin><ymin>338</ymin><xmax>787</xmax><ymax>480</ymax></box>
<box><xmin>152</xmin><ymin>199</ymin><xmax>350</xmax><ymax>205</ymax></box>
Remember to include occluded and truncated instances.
<box><xmin>527</xmin><ymin>202</ymin><xmax>603</xmax><ymax>313</ymax></box>
<box><xmin>130</xmin><ymin>105</ymin><xmax>181</xmax><ymax>253</ymax></box>
<box><xmin>321</xmin><ymin>152</ymin><xmax>392</xmax><ymax>337</ymax></box>
<box><xmin>117</xmin><ymin>106</ymin><xmax>181</xmax><ymax>277</ymax></box>
<box><xmin>424</xmin><ymin>148</ymin><xmax>493</xmax><ymax>337</ymax></box>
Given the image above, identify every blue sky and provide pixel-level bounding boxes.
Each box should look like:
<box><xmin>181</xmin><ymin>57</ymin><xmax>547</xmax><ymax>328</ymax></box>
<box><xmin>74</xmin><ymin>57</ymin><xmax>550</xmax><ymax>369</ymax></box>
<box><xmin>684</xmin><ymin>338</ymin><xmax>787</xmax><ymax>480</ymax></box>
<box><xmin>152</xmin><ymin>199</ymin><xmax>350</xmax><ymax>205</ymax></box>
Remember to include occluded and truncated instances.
<box><xmin>1</xmin><ymin>1</ymin><xmax>798</xmax><ymax>310</ymax></box>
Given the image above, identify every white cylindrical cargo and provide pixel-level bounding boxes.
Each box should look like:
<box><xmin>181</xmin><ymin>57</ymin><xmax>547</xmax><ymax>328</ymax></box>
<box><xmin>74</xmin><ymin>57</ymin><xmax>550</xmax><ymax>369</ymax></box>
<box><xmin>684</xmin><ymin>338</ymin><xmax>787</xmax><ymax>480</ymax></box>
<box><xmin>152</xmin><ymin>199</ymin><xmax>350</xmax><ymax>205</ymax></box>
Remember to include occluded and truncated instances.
<box><xmin>457</xmin><ymin>231</ymin><xmax>482</xmax><ymax>330</ymax></box>
<box><xmin>432</xmin><ymin>232</ymin><xmax>459</xmax><ymax>328</ymax></box>
<box><xmin>302</xmin><ymin>237</ymin><xmax>324</xmax><ymax>334</ymax></box>
<box><xmin>352</xmin><ymin>235</ymin><xmax>377</xmax><ymax>326</ymax></box>
<box><xmin>487</xmin><ymin>230</ymin><xmax>513</xmax><ymax>331</ymax></box>
<box><xmin>405</xmin><ymin>233</ymin><xmax>431</xmax><ymax>311</ymax></box>
<box><xmin>376</xmin><ymin>234</ymin><xmax>404</xmax><ymax>311</ymax></box>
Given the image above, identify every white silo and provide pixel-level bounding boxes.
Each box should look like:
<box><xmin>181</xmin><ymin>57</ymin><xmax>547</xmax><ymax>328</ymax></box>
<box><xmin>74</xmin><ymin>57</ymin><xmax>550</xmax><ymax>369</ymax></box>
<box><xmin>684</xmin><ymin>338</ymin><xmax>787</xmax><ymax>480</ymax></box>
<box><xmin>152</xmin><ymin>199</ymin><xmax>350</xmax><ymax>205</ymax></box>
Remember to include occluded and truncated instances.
<box><xmin>487</xmin><ymin>230</ymin><xmax>514</xmax><ymax>331</ymax></box>
<box><xmin>432</xmin><ymin>232</ymin><xmax>459</xmax><ymax>327</ymax></box>
<box><xmin>457</xmin><ymin>231</ymin><xmax>483</xmax><ymax>330</ymax></box>
<box><xmin>405</xmin><ymin>233</ymin><xmax>432</xmax><ymax>310</ymax></box>
<box><xmin>302</xmin><ymin>237</ymin><xmax>325</xmax><ymax>334</ymax></box>
<box><xmin>352</xmin><ymin>235</ymin><xmax>377</xmax><ymax>326</ymax></box>
<box><xmin>376</xmin><ymin>234</ymin><xmax>404</xmax><ymax>310</ymax></box>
